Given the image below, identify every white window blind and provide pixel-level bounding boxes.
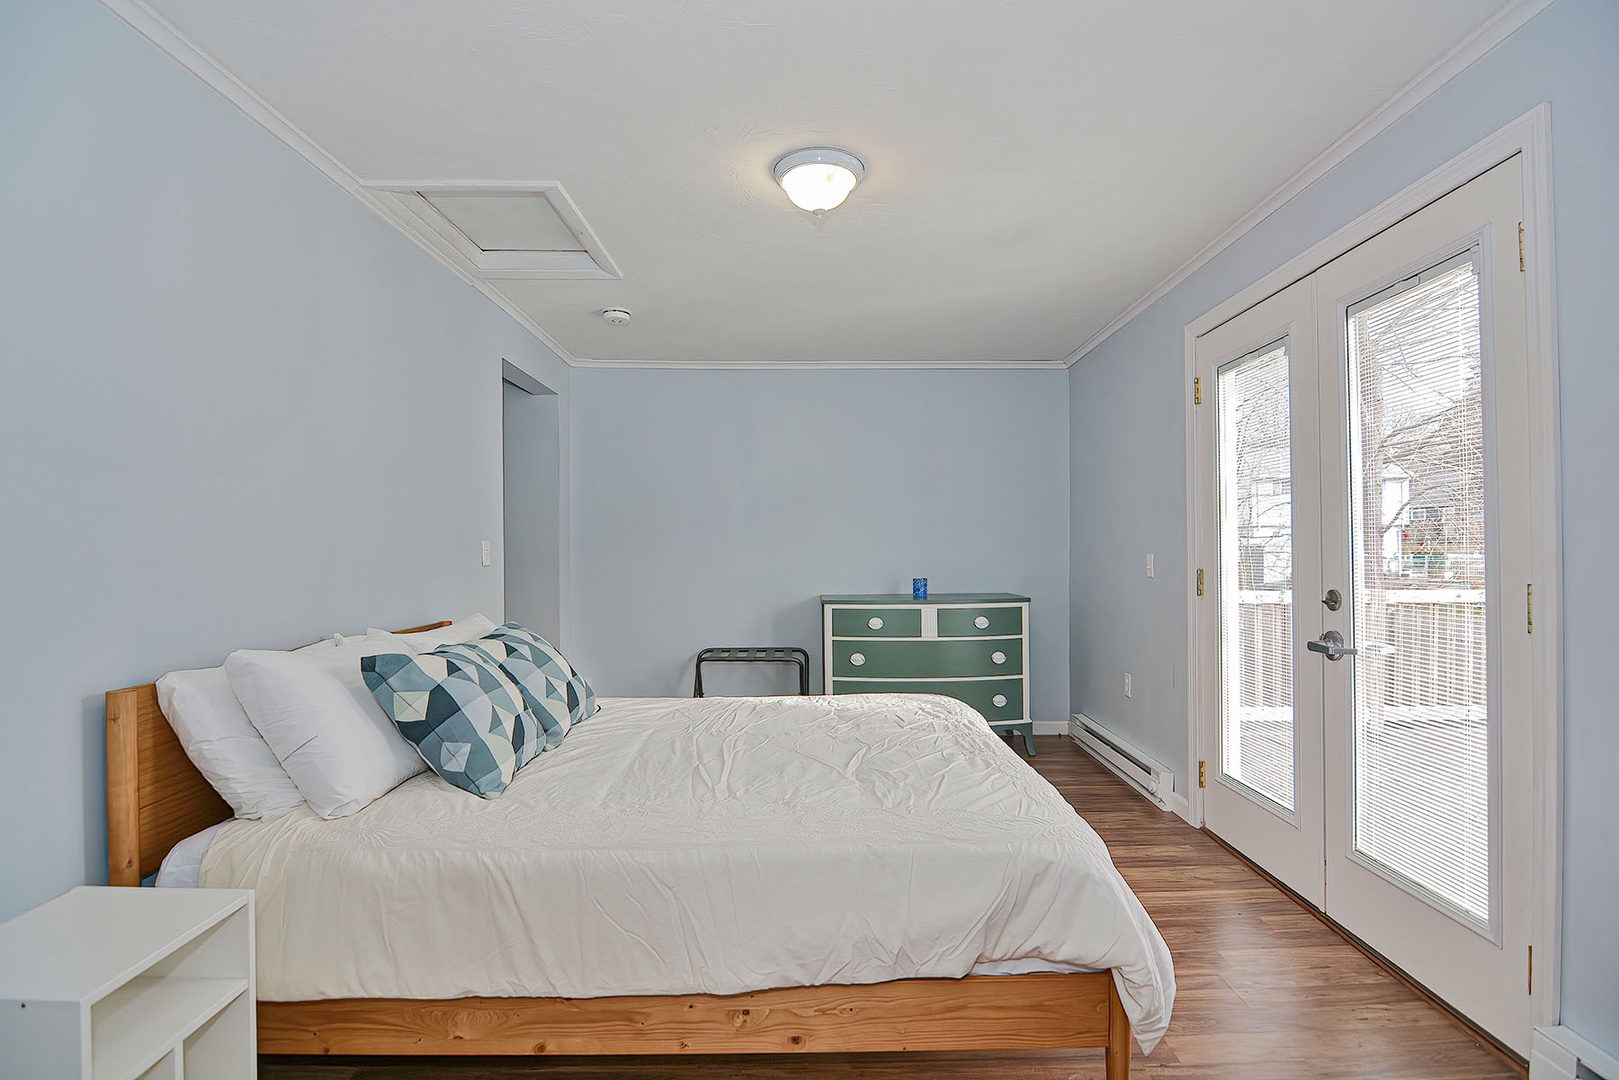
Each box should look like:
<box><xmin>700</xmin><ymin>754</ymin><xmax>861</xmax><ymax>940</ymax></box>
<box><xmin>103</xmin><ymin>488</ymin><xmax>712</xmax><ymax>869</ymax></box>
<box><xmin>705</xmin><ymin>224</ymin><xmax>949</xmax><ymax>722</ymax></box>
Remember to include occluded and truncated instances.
<box><xmin>1346</xmin><ymin>251</ymin><xmax>1491</xmax><ymax>926</ymax></box>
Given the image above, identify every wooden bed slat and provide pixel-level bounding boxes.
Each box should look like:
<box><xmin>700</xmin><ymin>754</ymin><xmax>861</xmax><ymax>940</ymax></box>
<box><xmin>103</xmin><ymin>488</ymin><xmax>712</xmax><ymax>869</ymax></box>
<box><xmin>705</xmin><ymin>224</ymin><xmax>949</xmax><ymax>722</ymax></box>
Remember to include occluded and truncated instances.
<box><xmin>257</xmin><ymin>974</ymin><xmax>1123</xmax><ymax>1057</ymax></box>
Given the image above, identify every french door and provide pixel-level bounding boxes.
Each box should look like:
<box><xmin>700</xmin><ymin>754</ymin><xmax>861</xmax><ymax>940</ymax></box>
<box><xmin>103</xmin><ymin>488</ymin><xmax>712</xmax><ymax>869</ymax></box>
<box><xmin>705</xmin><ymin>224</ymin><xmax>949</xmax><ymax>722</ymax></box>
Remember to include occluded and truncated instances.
<box><xmin>1196</xmin><ymin>156</ymin><xmax>1531</xmax><ymax>1052</ymax></box>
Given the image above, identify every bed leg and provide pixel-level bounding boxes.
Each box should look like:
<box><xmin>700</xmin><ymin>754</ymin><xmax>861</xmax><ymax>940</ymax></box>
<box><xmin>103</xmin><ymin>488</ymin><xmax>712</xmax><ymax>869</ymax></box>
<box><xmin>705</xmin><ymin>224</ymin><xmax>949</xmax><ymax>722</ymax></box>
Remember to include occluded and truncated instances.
<box><xmin>1105</xmin><ymin>976</ymin><xmax>1131</xmax><ymax>1080</ymax></box>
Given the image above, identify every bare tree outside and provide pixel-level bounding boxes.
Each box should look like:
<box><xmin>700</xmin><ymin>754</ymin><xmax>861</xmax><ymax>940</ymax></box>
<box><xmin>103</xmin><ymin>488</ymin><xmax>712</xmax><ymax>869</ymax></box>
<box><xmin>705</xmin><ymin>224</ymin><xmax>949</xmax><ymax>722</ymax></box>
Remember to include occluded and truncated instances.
<box><xmin>1217</xmin><ymin>343</ymin><xmax>1295</xmax><ymax>810</ymax></box>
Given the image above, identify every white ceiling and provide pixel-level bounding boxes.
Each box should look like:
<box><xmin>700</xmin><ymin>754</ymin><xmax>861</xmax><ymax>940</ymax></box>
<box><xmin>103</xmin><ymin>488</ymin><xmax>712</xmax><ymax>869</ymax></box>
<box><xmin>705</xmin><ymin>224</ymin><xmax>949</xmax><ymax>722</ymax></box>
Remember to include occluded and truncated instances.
<box><xmin>140</xmin><ymin>0</ymin><xmax>1511</xmax><ymax>365</ymax></box>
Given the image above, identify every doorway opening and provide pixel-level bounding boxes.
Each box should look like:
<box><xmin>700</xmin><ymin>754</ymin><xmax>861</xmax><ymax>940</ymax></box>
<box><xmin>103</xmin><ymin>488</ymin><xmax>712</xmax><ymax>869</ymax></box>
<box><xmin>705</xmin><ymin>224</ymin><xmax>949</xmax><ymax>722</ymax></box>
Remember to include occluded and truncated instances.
<box><xmin>502</xmin><ymin>360</ymin><xmax>561</xmax><ymax>643</ymax></box>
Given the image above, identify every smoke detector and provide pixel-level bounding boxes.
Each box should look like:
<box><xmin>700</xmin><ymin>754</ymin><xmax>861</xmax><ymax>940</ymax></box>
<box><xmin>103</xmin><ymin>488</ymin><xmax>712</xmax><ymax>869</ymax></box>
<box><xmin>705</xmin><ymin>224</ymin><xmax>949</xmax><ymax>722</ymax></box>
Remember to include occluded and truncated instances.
<box><xmin>601</xmin><ymin>308</ymin><xmax>632</xmax><ymax>327</ymax></box>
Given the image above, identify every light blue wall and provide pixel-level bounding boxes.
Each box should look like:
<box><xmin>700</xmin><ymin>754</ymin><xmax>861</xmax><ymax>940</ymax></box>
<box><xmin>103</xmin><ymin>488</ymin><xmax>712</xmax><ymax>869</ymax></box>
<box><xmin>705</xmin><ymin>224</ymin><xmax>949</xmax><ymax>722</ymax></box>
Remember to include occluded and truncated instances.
<box><xmin>0</xmin><ymin>0</ymin><xmax>568</xmax><ymax>921</ymax></box>
<box><xmin>569</xmin><ymin>368</ymin><xmax>1070</xmax><ymax>717</ymax></box>
<box><xmin>1068</xmin><ymin>0</ymin><xmax>1617</xmax><ymax>1053</ymax></box>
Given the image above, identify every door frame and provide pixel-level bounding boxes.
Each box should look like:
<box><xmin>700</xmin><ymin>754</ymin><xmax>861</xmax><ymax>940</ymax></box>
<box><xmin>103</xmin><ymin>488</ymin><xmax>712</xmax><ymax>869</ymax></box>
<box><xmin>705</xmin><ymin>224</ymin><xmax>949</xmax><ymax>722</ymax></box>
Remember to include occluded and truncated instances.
<box><xmin>1183</xmin><ymin>105</ymin><xmax>1562</xmax><ymax>1030</ymax></box>
<box><xmin>500</xmin><ymin>358</ymin><xmax>564</xmax><ymax>640</ymax></box>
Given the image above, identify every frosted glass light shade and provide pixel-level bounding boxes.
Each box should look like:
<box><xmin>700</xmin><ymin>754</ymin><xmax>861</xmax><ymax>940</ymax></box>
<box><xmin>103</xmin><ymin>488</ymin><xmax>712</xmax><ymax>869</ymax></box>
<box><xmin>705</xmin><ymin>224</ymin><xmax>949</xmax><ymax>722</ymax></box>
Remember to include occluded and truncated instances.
<box><xmin>773</xmin><ymin>148</ymin><xmax>866</xmax><ymax>215</ymax></box>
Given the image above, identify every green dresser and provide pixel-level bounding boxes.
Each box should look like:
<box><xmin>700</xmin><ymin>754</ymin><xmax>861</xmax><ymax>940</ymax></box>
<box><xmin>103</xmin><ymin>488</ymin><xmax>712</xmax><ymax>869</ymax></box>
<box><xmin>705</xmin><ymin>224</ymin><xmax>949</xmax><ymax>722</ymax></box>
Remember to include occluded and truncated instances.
<box><xmin>820</xmin><ymin>593</ymin><xmax>1034</xmax><ymax>753</ymax></box>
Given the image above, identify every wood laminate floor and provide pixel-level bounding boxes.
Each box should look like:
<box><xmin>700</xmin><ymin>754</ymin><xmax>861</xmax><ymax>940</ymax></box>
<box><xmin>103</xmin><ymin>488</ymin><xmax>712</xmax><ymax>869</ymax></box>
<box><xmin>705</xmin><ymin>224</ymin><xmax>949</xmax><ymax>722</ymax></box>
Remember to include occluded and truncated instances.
<box><xmin>261</xmin><ymin>737</ymin><xmax>1521</xmax><ymax>1080</ymax></box>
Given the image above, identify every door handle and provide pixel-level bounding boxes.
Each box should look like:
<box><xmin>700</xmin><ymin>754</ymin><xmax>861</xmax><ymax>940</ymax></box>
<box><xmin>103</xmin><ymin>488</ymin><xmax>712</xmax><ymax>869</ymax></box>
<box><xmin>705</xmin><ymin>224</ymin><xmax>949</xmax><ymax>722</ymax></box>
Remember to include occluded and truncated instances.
<box><xmin>1307</xmin><ymin>629</ymin><xmax>1357</xmax><ymax>661</ymax></box>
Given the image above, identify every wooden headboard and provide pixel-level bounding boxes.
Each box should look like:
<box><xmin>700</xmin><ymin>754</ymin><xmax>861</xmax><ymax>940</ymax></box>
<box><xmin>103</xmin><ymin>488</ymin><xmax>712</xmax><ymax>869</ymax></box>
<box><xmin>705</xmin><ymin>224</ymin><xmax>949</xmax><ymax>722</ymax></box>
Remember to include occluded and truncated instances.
<box><xmin>105</xmin><ymin>621</ymin><xmax>452</xmax><ymax>886</ymax></box>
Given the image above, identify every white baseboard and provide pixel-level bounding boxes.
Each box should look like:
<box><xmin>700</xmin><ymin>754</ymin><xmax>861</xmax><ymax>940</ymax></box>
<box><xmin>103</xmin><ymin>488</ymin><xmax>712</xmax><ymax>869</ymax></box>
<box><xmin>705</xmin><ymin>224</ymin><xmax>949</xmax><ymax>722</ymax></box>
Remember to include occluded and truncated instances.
<box><xmin>1533</xmin><ymin>1026</ymin><xmax>1618</xmax><ymax>1080</ymax></box>
<box><xmin>1033</xmin><ymin>720</ymin><xmax>1068</xmax><ymax>736</ymax></box>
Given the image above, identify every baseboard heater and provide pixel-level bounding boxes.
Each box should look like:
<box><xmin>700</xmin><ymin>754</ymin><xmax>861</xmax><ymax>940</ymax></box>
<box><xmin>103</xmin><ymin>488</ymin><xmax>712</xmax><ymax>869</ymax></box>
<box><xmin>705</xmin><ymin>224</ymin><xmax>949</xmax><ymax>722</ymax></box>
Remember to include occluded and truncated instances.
<box><xmin>1069</xmin><ymin>713</ymin><xmax>1174</xmax><ymax>810</ymax></box>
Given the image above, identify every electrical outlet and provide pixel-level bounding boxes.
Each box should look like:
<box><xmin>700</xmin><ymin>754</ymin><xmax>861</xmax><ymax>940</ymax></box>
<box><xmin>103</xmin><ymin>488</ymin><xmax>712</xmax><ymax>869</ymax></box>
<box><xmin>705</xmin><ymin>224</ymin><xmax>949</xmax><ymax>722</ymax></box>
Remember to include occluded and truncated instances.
<box><xmin>481</xmin><ymin>539</ymin><xmax>492</xmax><ymax>567</ymax></box>
<box><xmin>1146</xmin><ymin>553</ymin><xmax>1154</xmax><ymax>578</ymax></box>
<box><xmin>1123</xmin><ymin>672</ymin><xmax>1133</xmax><ymax>698</ymax></box>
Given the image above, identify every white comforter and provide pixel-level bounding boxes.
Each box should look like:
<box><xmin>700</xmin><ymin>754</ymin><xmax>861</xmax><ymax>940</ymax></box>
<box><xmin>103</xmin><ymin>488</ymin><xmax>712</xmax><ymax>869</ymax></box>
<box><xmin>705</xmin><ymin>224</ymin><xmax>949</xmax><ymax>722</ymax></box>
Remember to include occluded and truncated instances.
<box><xmin>200</xmin><ymin>694</ymin><xmax>1175</xmax><ymax>1048</ymax></box>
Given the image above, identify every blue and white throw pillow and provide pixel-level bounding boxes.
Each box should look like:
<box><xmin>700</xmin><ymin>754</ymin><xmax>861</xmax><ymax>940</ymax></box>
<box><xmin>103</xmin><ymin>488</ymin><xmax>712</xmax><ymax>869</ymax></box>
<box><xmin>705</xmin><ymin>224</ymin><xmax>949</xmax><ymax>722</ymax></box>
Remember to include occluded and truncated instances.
<box><xmin>361</xmin><ymin>645</ymin><xmax>540</xmax><ymax>799</ymax></box>
<box><xmin>486</xmin><ymin>624</ymin><xmax>598</xmax><ymax>727</ymax></box>
<box><xmin>458</xmin><ymin>636</ymin><xmax>569</xmax><ymax>751</ymax></box>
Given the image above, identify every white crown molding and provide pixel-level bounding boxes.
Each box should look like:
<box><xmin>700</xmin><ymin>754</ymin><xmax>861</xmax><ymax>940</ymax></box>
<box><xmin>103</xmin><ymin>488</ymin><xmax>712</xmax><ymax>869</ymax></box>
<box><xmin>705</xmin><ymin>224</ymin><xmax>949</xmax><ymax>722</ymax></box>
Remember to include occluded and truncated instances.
<box><xmin>568</xmin><ymin>357</ymin><xmax>1069</xmax><ymax>371</ymax></box>
<box><xmin>1063</xmin><ymin>0</ymin><xmax>1557</xmax><ymax>368</ymax></box>
<box><xmin>98</xmin><ymin>0</ymin><xmax>582</xmax><ymax>366</ymax></box>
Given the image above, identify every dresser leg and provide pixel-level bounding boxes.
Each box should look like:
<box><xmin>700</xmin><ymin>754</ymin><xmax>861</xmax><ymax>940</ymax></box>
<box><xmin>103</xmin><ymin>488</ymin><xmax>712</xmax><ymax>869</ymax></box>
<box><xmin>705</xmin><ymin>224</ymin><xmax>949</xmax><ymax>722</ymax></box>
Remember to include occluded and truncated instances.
<box><xmin>1022</xmin><ymin>727</ymin><xmax>1037</xmax><ymax>756</ymax></box>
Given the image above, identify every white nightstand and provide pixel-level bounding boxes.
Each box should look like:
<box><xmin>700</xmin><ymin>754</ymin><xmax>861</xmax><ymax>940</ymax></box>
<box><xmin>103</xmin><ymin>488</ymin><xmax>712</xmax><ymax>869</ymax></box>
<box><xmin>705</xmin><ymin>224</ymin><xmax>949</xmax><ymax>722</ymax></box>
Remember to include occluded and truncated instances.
<box><xmin>0</xmin><ymin>886</ymin><xmax>254</xmax><ymax>1080</ymax></box>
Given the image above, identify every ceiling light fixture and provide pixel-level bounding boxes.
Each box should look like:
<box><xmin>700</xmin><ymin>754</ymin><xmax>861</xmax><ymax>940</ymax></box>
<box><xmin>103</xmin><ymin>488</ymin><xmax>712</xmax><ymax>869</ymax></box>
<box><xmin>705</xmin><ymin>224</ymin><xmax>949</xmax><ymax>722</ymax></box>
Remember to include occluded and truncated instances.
<box><xmin>773</xmin><ymin>147</ymin><xmax>866</xmax><ymax>216</ymax></box>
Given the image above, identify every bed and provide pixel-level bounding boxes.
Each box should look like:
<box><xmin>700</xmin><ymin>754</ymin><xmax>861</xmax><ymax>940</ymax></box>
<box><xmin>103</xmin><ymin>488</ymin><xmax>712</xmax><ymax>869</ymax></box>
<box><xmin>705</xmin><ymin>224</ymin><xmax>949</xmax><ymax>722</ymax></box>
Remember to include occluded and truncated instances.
<box><xmin>106</xmin><ymin>627</ymin><xmax>1171</xmax><ymax>1076</ymax></box>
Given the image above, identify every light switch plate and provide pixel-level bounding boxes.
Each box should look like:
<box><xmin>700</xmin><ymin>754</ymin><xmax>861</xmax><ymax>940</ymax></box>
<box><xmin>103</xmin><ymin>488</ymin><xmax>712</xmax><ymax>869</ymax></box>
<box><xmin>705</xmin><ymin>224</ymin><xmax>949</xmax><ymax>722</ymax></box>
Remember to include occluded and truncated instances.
<box><xmin>481</xmin><ymin>539</ymin><xmax>492</xmax><ymax>567</ymax></box>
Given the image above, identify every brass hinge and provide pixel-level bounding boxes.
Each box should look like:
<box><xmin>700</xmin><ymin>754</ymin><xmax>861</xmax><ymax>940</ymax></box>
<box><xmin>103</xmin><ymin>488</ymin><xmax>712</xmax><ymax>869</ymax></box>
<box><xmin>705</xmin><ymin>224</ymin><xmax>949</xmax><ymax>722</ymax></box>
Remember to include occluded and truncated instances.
<box><xmin>1193</xmin><ymin>376</ymin><xmax>1202</xmax><ymax>405</ymax></box>
<box><xmin>1198</xmin><ymin>760</ymin><xmax>1207</xmax><ymax>788</ymax></box>
<box><xmin>1518</xmin><ymin>222</ymin><xmax>1525</xmax><ymax>272</ymax></box>
<box><xmin>1196</xmin><ymin>568</ymin><xmax>1205</xmax><ymax>596</ymax></box>
<box><xmin>1528</xmin><ymin>945</ymin><xmax>1534</xmax><ymax>995</ymax></box>
<box><xmin>1527</xmin><ymin>583</ymin><xmax>1534</xmax><ymax>633</ymax></box>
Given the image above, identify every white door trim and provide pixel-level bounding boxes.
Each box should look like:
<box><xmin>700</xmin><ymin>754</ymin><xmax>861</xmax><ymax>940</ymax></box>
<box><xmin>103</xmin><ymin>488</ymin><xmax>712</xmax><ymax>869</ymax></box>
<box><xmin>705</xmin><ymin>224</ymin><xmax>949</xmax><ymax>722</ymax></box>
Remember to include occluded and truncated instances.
<box><xmin>1184</xmin><ymin>104</ymin><xmax>1561</xmax><ymax>1028</ymax></box>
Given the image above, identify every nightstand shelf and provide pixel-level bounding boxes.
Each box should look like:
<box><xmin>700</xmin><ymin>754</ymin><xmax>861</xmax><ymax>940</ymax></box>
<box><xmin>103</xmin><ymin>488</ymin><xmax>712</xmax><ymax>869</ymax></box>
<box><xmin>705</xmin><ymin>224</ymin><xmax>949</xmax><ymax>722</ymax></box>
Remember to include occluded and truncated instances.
<box><xmin>93</xmin><ymin>975</ymin><xmax>248</xmax><ymax>1080</ymax></box>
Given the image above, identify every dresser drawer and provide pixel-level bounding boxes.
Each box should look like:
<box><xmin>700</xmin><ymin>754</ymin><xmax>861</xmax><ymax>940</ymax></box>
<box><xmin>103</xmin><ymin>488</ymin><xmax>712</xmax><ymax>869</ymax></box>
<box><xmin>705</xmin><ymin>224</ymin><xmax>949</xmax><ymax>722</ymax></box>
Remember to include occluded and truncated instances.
<box><xmin>937</xmin><ymin>605</ymin><xmax>1024</xmax><ymax>638</ymax></box>
<box><xmin>829</xmin><ymin>607</ymin><xmax>923</xmax><ymax>637</ymax></box>
<box><xmin>831</xmin><ymin>638</ymin><xmax>1022</xmax><ymax>679</ymax></box>
<box><xmin>829</xmin><ymin>678</ymin><xmax>1026</xmax><ymax>722</ymax></box>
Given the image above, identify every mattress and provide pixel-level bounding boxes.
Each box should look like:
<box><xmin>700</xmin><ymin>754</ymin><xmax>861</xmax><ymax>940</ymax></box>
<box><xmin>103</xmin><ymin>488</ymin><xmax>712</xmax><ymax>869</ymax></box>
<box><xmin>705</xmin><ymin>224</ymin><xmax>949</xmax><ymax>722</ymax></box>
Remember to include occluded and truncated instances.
<box><xmin>199</xmin><ymin>694</ymin><xmax>1175</xmax><ymax>1048</ymax></box>
<box><xmin>163</xmin><ymin>832</ymin><xmax>1095</xmax><ymax>982</ymax></box>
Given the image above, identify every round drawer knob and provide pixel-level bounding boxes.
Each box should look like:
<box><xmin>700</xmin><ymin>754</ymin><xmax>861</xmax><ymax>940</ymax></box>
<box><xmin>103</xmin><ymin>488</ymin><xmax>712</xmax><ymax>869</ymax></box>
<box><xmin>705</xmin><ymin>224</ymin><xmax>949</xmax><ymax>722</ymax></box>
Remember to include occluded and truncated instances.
<box><xmin>991</xmin><ymin>694</ymin><xmax>1009</xmax><ymax>708</ymax></box>
<box><xmin>850</xmin><ymin>652</ymin><xmax>866</xmax><ymax>666</ymax></box>
<box><xmin>974</xmin><ymin>615</ymin><xmax>990</xmax><ymax>630</ymax></box>
<box><xmin>991</xmin><ymin>650</ymin><xmax>1007</xmax><ymax>665</ymax></box>
<box><xmin>867</xmin><ymin>616</ymin><xmax>884</xmax><ymax>630</ymax></box>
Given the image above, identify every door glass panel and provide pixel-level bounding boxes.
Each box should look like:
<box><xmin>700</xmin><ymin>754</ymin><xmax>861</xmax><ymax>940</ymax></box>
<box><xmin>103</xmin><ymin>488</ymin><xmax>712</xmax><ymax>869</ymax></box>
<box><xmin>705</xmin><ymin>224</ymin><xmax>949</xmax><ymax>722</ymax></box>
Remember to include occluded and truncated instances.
<box><xmin>1216</xmin><ymin>341</ymin><xmax>1296</xmax><ymax>813</ymax></box>
<box><xmin>1346</xmin><ymin>251</ymin><xmax>1490</xmax><ymax>926</ymax></box>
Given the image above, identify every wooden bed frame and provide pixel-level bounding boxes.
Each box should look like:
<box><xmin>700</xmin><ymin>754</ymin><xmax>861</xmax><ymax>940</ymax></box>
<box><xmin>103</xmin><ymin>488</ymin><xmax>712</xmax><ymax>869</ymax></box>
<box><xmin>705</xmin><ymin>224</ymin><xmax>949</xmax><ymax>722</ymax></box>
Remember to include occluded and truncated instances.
<box><xmin>105</xmin><ymin>626</ymin><xmax>1131</xmax><ymax>1076</ymax></box>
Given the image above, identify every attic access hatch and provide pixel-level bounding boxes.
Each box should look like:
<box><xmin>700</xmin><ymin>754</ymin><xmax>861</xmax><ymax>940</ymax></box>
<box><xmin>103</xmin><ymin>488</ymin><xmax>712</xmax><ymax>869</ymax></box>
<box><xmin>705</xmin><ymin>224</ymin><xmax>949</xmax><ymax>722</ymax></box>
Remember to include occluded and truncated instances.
<box><xmin>369</xmin><ymin>184</ymin><xmax>619</xmax><ymax>279</ymax></box>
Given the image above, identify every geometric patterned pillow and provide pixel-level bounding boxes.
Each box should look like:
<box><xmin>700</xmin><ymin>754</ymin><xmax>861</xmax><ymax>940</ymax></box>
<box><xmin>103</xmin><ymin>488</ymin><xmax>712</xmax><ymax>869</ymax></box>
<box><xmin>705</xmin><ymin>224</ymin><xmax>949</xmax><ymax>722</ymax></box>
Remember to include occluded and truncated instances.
<box><xmin>360</xmin><ymin>647</ymin><xmax>538</xmax><ymax>799</ymax></box>
<box><xmin>450</xmin><ymin>636</ymin><xmax>569</xmax><ymax>753</ymax></box>
<box><xmin>486</xmin><ymin>623</ymin><xmax>599</xmax><ymax>728</ymax></box>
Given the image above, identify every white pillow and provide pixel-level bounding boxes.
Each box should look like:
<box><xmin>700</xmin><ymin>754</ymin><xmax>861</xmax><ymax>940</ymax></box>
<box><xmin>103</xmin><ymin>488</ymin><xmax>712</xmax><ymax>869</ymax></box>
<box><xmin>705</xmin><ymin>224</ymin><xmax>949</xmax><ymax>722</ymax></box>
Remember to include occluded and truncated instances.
<box><xmin>297</xmin><ymin>632</ymin><xmax>410</xmax><ymax>653</ymax></box>
<box><xmin>156</xmin><ymin>666</ymin><xmax>306</xmax><ymax>820</ymax></box>
<box><xmin>226</xmin><ymin>631</ymin><xmax>425</xmax><ymax>819</ymax></box>
<box><xmin>385</xmin><ymin>613</ymin><xmax>498</xmax><ymax>651</ymax></box>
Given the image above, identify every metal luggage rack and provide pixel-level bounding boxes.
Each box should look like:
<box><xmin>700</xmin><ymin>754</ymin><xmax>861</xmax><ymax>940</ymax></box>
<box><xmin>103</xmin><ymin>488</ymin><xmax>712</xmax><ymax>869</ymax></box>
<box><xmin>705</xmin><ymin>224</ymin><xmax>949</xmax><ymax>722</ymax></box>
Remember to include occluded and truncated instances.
<box><xmin>692</xmin><ymin>647</ymin><xmax>811</xmax><ymax>697</ymax></box>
